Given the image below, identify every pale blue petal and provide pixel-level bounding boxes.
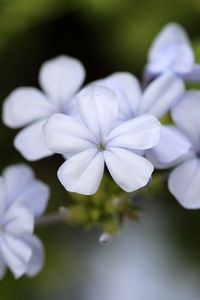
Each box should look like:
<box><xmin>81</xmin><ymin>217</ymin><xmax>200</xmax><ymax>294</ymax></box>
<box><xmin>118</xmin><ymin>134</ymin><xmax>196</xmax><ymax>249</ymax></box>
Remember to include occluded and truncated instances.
<box><xmin>104</xmin><ymin>148</ymin><xmax>154</xmax><ymax>192</ymax></box>
<box><xmin>139</xmin><ymin>73</ymin><xmax>184</xmax><ymax>118</ymax></box>
<box><xmin>39</xmin><ymin>55</ymin><xmax>85</xmax><ymax>106</ymax></box>
<box><xmin>146</xmin><ymin>125</ymin><xmax>191</xmax><ymax>168</ymax></box>
<box><xmin>14</xmin><ymin>120</ymin><xmax>53</xmax><ymax>161</ymax></box>
<box><xmin>168</xmin><ymin>158</ymin><xmax>200</xmax><ymax>209</ymax></box>
<box><xmin>107</xmin><ymin>114</ymin><xmax>160</xmax><ymax>150</ymax></box>
<box><xmin>77</xmin><ymin>85</ymin><xmax>118</xmax><ymax>141</ymax></box>
<box><xmin>172</xmin><ymin>90</ymin><xmax>200</xmax><ymax>150</ymax></box>
<box><xmin>58</xmin><ymin>149</ymin><xmax>104</xmax><ymax>195</ymax></box>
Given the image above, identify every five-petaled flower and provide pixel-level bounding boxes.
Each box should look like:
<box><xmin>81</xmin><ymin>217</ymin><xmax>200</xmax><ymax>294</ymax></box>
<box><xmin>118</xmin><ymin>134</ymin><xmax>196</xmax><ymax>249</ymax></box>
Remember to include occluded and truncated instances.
<box><xmin>3</xmin><ymin>55</ymin><xmax>85</xmax><ymax>160</ymax></box>
<box><xmin>144</xmin><ymin>23</ymin><xmax>200</xmax><ymax>83</ymax></box>
<box><xmin>0</xmin><ymin>164</ymin><xmax>49</xmax><ymax>278</ymax></box>
<box><xmin>44</xmin><ymin>85</ymin><xmax>161</xmax><ymax>195</ymax></box>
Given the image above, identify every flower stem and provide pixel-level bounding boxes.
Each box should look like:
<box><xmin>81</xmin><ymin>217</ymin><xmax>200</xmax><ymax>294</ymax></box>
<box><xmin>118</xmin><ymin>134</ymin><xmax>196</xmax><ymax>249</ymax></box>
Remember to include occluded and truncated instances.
<box><xmin>36</xmin><ymin>207</ymin><xmax>69</xmax><ymax>227</ymax></box>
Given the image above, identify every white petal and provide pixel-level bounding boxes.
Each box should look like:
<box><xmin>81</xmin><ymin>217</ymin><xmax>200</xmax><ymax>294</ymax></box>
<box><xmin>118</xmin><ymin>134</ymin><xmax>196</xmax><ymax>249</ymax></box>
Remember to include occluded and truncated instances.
<box><xmin>77</xmin><ymin>85</ymin><xmax>118</xmax><ymax>141</ymax></box>
<box><xmin>3</xmin><ymin>164</ymin><xmax>33</xmax><ymax>202</ymax></box>
<box><xmin>20</xmin><ymin>234</ymin><xmax>45</xmax><ymax>277</ymax></box>
<box><xmin>168</xmin><ymin>158</ymin><xmax>200</xmax><ymax>209</ymax></box>
<box><xmin>149</xmin><ymin>23</ymin><xmax>191</xmax><ymax>60</ymax></box>
<box><xmin>0</xmin><ymin>251</ymin><xmax>6</xmax><ymax>279</ymax></box>
<box><xmin>3</xmin><ymin>88</ymin><xmax>53</xmax><ymax>128</ymax></box>
<box><xmin>95</xmin><ymin>72</ymin><xmax>141</xmax><ymax>120</ymax></box>
<box><xmin>0</xmin><ymin>234</ymin><xmax>32</xmax><ymax>278</ymax></box>
<box><xmin>43</xmin><ymin>113</ymin><xmax>96</xmax><ymax>157</ymax></box>
<box><xmin>58</xmin><ymin>149</ymin><xmax>105</xmax><ymax>195</ymax></box>
<box><xmin>3</xmin><ymin>204</ymin><xmax>34</xmax><ymax>235</ymax></box>
<box><xmin>172</xmin><ymin>90</ymin><xmax>200</xmax><ymax>150</ymax></box>
<box><xmin>39</xmin><ymin>55</ymin><xmax>85</xmax><ymax>106</ymax></box>
<box><xmin>182</xmin><ymin>64</ymin><xmax>200</xmax><ymax>82</ymax></box>
<box><xmin>139</xmin><ymin>73</ymin><xmax>184</xmax><ymax>118</ymax></box>
<box><xmin>3</xmin><ymin>163</ymin><xmax>49</xmax><ymax>217</ymax></box>
<box><xmin>107</xmin><ymin>114</ymin><xmax>160</xmax><ymax>150</ymax></box>
<box><xmin>104</xmin><ymin>148</ymin><xmax>154</xmax><ymax>192</ymax></box>
<box><xmin>147</xmin><ymin>23</ymin><xmax>194</xmax><ymax>74</ymax></box>
<box><xmin>14</xmin><ymin>120</ymin><xmax>53</xmax><ymax>161</ymax></box>
<box><xmin>147</xmin><ymin>45</ymin><xmax>194</xmax><ymax>75</ymax></box>
<box><xmin>146</xmin><ymin>125</ymin><xmax>191</xmax><ymax>168</ymax></box>
<box><xmin>17</xmin><ymin>181</ymin><xmax>49</xmax><ymax>217</ymax></box>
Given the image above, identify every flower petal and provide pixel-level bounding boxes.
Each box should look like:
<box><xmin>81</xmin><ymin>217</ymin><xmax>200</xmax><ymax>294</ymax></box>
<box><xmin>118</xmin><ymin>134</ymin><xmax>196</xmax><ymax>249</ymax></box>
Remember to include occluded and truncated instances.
<box><xmin>58</xmin><ymin>149</ymin><xmax>104</xmax><ymax>195</ymax></box>
<box><xmin>3</xmin><ymin>204</ymin><xmax>34</xmax><ymax>234</ymax></box>
<box><xmin>39</xmin><ymin>55</ymin><xmax>85</xmax><ymax>106</ymax></box>
<box><xmin>139</xmin><ymin>73</ymin><xmax>184</xmax><ymax>118</ymax></box>
<box><xmin>3</xmin><ymin>164</ymin><xmax>33</xmax><ymax>202</ymax></box>
<box><xmin>168</xmin><ymin>158</ymin><xmax>200</xmax><ymax>209</ymax></box>
<box><xmin>44</xmin><ymin>113</ymin><xmax>96</xmax><ymax>157</ymax></box>
<box><xmin>14</xmin><ymin>120</ymin><xmax>53</xmax><ymax>161</ymax></box>
<box><xmin>2</xmin><ymin>164</ymin><xmax>49</xmax><ymax>217</ymax></box>
<box><xmin>107</xmin><ymin>114</ymin><xmax>160</xmax><ymax>150</ymax></box>
<box><xmin>3</xmin><ymin>88</ymin><xmax>53</xmax><ymax>128</ymax></box>
<box><xmin>146</xmin><ymin>125</ymin><xmax>191</xmax><ymax>168</ymax></box>
<box><xmin>104</xmin><ymin>148</ymin><xmax>154</xmax><ymax>192</ymax></box>
<box><xmin>0</xmin><ymin>234</ymin><xmax>32</xmax><ymax>278</ymax></box>
<box><xmin>147</xmin><ymin>23</ymin><xmax>194</xmax><ymax>75</ymax></box>
<box><xmin>172</xmin><ymin>90</ymin><xmax>200</xmax><ymax>150</ymax></box>
<box><xmin>77</xmin><ymin>86</ymin><xmax>118</xmax><ymax>141</ymax></box>
<box><xmin>20</xmin><ymin>234</ymin><xmax>45</xmax><ymax>277</ymax></box>
<box><xmin>18</xmin><ymin>181</ymin><xmax>49</xmax><ymax>217</ymax></box>
<box><xmin>182</xmin><ymin>64</ymin><xmax>200</xmax><ymax>82</ymax></box>
<box><xmin>95</xmin><ymin>72</ymin><xmax>141</xmax><ymax>120</ymax></box>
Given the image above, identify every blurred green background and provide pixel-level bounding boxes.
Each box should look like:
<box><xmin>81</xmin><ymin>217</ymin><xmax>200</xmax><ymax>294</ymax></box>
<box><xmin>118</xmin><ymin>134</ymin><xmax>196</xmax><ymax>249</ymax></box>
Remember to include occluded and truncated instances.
<box><xmin>1</xmin><ymin>0</ymin><xmax>200</xmax><ymax>299</ymax></box>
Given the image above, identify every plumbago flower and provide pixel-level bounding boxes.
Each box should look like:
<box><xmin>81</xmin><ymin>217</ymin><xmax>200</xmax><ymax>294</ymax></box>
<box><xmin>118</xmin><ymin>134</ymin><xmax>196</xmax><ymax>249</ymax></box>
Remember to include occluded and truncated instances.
<box><xmin>43</xmin><ymin>85</ymin><xmax>161</xmax><ymax>195</ymax></box>
<box><xmin>3</xmin><ymin>55</ymin><xmax>85</xmax><ymax>161</ymax></box>
<box><xmin>144</xmin><ymin>23</ymin><xmax>200</xmax><ymax>82</ymax></box>
<box><xmin>0</xmin><ymin>164</ymin><xmax>49</xmax><ymax>278</ymax></box>
<box><xmin>165</xmin><ymin>91</ymin><xmax>200</xmax><ymax>209</ymax></box>
<box><xmin>95</xmin><ymin>72</ymin><xmax>190</xmax><ymax>167</ymax></box>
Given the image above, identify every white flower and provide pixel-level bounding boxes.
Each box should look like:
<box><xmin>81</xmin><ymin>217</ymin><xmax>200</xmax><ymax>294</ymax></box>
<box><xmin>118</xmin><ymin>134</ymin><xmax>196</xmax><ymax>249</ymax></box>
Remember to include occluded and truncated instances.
<box><xmin>0</xmin><ymin>164</ymin><xmax>49</xmax><ymax>278</ymax></box>
<box><xmin>95</xmin><ymin>72</ymin><xmax>190</xmax><ymax>167</ymax></box>
<box><xmin>168</xmin><ymin>91</ymin><xmax>200</xmax><ymax>209</ymax></box>
<box><xmin>3</xmin><ymin>55</ymin><xmax>85</xmax><ymax>161</ymax></box>
<box><xmin>144</xmin><ymin>23</ymin><xmax>200</xmax><ymax>82</ymax></box>
<box><xmin>43</xmin><ymin>85</ymin><xmax>160</xmax><ymax>195</ymax></box>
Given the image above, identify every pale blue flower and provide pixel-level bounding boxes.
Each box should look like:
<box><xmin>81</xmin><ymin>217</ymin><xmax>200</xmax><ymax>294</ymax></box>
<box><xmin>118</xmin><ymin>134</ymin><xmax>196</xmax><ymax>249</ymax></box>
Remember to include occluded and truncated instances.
<box><xmin>0</xmin><ymin>164</ymin><xmax>49</xmax><ymax>278</ymax></box>
<box><xmin>44</xmin><ymin>85</ymin><xmax>161</xmax><ymax>195</ymax></box>
<box><xmin>144</xmin><ymin>23</ymin><xmax>200</xmax><ymax>82</ymax></box>
<box><xmin>3</xmin><ymin>56</ymin><xmax>85</xmax><ymax>161</ymax></box>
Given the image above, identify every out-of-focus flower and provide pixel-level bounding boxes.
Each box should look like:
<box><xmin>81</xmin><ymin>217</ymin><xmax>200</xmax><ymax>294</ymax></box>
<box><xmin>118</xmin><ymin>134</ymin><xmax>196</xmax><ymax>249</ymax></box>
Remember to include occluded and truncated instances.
<box><xmin>0</xmin><ymin>164</ymin><xmax>49</xmax><ymax>278</ymax></box>
<box><xmin>167</xmin><ymin>91</ymin><xmax>200</xmax><ymax>209</ymax></box>
<box><xmin>3</xmin><ymin>56</ymin><xmax>85</xmax><ymax>161</ymax></box>
<box><xmin>44</xmin><ymin>85</ymin><xmax>160</xmax><ymax>195</ymax></box>
<box><xmin>144</xmin><ymin>23</ymin><xmax>200</xmax><ymax>82</ymax></box>
<box><xmin>95</xmin><ymin>72</ymin><xmax>190</xmax><ymax>167</ymax></box>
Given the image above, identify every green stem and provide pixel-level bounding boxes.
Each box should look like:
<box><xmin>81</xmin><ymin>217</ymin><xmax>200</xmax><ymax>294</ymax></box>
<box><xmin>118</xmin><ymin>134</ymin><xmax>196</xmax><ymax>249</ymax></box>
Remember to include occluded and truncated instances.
<box><xmin>36</xmin><ymin>207</ymin><xmax>69</xmax><ymax>227</ymax></box>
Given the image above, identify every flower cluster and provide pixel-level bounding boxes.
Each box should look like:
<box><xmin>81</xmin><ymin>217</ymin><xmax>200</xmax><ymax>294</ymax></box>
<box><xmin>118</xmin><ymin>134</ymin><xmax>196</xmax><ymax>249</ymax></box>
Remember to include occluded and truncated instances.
<box><xmin>1</xmin><ymin>22</ymin><xmax>200</xmax><ymax>278</ymax></box>
<box><xmin>0</xmin><ymin>164</ymin><xmax>49</xmax><ymax>278</ymax></box>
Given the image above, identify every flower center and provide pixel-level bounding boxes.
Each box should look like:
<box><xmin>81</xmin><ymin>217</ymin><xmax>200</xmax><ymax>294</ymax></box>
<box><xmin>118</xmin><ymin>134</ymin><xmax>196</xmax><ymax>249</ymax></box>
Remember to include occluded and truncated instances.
<box><xmin>97</xmin><ymin>142</ymin><xmax>106</xmax><ymax>151</ymax></box>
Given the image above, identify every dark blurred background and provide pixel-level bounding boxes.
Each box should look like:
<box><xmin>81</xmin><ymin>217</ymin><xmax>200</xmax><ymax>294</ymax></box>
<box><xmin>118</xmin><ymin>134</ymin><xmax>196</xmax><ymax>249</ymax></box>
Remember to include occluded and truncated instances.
<box><xmin>1</xmin><ymin>0</ymin><xmax>200</xmax><ymax>299</ymax></box>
